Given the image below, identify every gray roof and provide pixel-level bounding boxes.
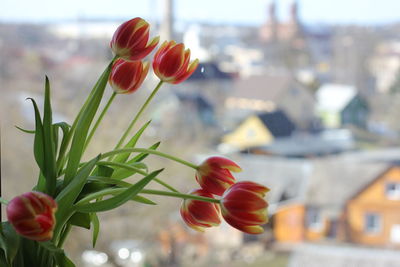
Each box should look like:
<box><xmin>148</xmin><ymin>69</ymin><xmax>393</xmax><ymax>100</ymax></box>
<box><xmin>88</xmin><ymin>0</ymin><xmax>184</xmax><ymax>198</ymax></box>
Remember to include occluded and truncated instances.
<box><xmin>229</xmin><ymin>154</ymin><xmax>311</xmax><ymax>213</ymax></box>
<box><xmin>231</xmin><ymin>74</ymin><xmax>291</xmax><ymax>102</ymax></box>
<box><xmin>305</xmin><ymin>156</ymin><xmax>387</xmax><ymax>216</ymax></box>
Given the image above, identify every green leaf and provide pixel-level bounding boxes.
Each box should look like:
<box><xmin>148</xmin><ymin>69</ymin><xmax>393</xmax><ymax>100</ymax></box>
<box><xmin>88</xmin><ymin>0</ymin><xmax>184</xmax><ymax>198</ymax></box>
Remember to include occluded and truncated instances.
<box><xmin>69</xmin><ymin>212</ymin><xmax>91</xmax><ymax>229</ymax></box>
<box><xmin>0</xmin><ymin>250</ymin><xmax>8</xmax><ymax>267</ymax></box>
<box><xmin>55</xmin><ymin>156</ymin><xmax>100</xmax><ymax>234</ymax></box>
<box><xmin>39</xmin><ymin>241</ymin><xmax>75</xmax><ymax>267</ymax></box>
<box><xmin>113</xmin><ymin>120</ymin><xmax>152</xmax><ymax>163</ymax></box>
<box><xmin>15</xmin><ymin>125</ymin><xmax>35</xmax><ymax>134</ymax></box>
<box><xmin>107</xmin><ymin>161</ymin><xmax>147</xmax><ymax>180</ymax></box>
<box><xmin>0</xmin><ymin>222</ymin><xmax>20</xmax><ymax>265</ymax></box>
<box><xmin>42</xmin><ymin>76</ymin><xmax>57</xmax><ymax>195</ymax></box>
<box><xmin>75</xmin><ymin>169</ymin><xmax>163</xmax><ymax>213</ymax></box>
<box><xmin>90</xmin><ymin>213</ymin><xmax>100</xmax><ymax>248</ymax></box>
<box><xmin>112</xmin><ymin>142</ymin><xmax>159</xmax><ymax>180</ymax></box>
<box><xmin>53</xmin><ymin>122</ymin><xmax>71</xmax><ymax>171</ymax></box>
<box><xmin>87</xmin><ymin>177</ymin><xmax>157</xmax><ymax>205</ymax></box>
<box><xmin>129</xmin><ymin>141</ymin><xmax>160</xmax><ymax>163</ymax></box>
<box><xmin>95</xmin><ymin>165</ymin><xmax>114</xmax><ymax>178</ymax></box>
<box><xmin>63</xmin><ymin>63</ymin><xmax>113</xmax><ymax>187</ymax></box>
<box><xmin>28</xmin><ymin>98</ymin><xmax>45</xmax><ymax>173</ymax></box>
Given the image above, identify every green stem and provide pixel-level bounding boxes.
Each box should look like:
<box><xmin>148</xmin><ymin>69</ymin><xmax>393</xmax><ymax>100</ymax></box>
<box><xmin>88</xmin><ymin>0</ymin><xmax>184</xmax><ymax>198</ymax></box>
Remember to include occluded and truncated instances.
<box><xmin>97</xmin><ymin>161</ymin><xmax>178</xmax><ymax>192</ymax></box>
<box><xmin>57</xmin><ymin>223</ymin><xmax>71</xmax><ymax>248</ymax></box>
<box><xmin>113</xmin><ymin>81</ymin><xmax>164</xmax><ymax>152</ymax></box>
<box><xmin>101</xmin><ymin>148</ymin><xmax>198</xmax><ymax>170</ymax></box>
<box><xmin>141</xmin><ymin>189</ymin><xmax>221</xmax><ymax>203</ymax></box>
<box><xmin>0</xmin><ymin>197</ymin><xmax>9</xmax><ymax>205</ymax></box>
<box><xmin>84</xmin><ymin>92</ymin><xmax>117</xmax><ymax>151</ymax></box>
<box><xmin>76</xmin><ymin>188</ymin><xmax>220</xmax><ymax>205</ymax></box>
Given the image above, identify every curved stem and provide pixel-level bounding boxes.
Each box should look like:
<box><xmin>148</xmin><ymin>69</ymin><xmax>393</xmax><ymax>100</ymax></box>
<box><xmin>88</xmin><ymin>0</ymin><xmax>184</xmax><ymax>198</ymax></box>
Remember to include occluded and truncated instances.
<box><xmin>101</xmin><ymin>148</ymin><xmax>198</xmax><ymax>170</ymax></box>
<box><xmin>140</xmin><ymin>189</ymin><xmax>221</xmax><ymax>203</ymax></box>
<box><xmin>97</xmin><ymin>161</ymin><xmax>179</xmax><ymax>192</ymax></box>
<box><xmin>84</xmin><ymin>92</ymin><xmax>117</xmax><ymax>151</ymax></box>
<box><xmin>113</xmin><ymin>80</ymin><xmax>164</xmax><ymax>152</ymax></box>
<box><xmin>76</xmin><ymin>188</ymin><xmax>220</xmax><ymax>205</ymax></box>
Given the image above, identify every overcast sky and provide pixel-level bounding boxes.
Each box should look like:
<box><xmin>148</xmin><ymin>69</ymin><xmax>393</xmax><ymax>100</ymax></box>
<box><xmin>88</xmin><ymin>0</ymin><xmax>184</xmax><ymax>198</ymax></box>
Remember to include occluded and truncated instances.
<box><xmin>1</xmin><ymin>0</ymin><xmax>399</xmax><ymax>25</ymax></box>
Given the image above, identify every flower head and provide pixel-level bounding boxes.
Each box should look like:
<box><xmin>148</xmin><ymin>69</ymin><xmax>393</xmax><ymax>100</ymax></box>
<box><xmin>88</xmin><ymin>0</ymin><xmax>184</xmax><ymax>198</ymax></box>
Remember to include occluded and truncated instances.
<box><xmin>153</xmin><ymin>40</ymin><xmax>199</xmax><ymax>84</ymax></box>
<box><xmin>110</xmin><ymin>17</ymin><xmax>159</xmax><ymax>61</ymax></box>
<box><xmin>196</xmin><ymin>156</ymin><xmax>241</xmax><ymax>196</ymax></box>
<box><xmin>6</xmin><ymin>191</ymin><xmax>57</xmax><ymax>241</ymax></box>
<box><xmin>180</xmin><ymin>189</ymin><xmax>221</xmax><ymax>232</ymax></box>
<box><xmin>221</xmin><ymin>181</ymin><xmax>269</xmax><ymax>234</ymax></box>
<box><xmin>109</xmin><ymin>58</ymin><xmax>150</xmax><ymax>94</ymax></box>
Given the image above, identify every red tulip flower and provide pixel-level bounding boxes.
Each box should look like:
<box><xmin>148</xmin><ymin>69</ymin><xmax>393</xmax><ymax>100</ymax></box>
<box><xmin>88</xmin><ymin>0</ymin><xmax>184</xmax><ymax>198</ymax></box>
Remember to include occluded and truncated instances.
<box><xmin>221</xmin><ymin>181</ymin><xmax>269</xmax><ymax>234</ymax></box>
<box><xmin>109</xmin><ymin>58</ymin><xmax>150</xmax><ymax>94</ymax></box>
<box><xmin>152</xmin><ymin>40</ymin><xmax>199</xmax><ymax>84</ymax></box>
<box><xmin>6</xmin><ymin>192</ymin><xmax>58</xmax><ymax>241</ymax></box>
<box><xmin>180</xmin><ymin>189</ymin><xmax>221</xmax><ymax>232</ymax></box>
<box><xmin>110</xmin><ymin>17</ymin><xmax>159</xmax><ymax>61</ymax></box>
<box><xmin>196</xmin><ymin>156</ymin><xmax>241</xmax><ymax>196</ymax></box>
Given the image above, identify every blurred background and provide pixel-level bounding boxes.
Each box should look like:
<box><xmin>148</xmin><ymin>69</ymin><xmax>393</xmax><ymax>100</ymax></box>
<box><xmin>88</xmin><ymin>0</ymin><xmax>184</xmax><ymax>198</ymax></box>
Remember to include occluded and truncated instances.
<box><xmin>2</xmin><ymin>0</ymin><xmax>400</xmax><ymax>266</ymax></box>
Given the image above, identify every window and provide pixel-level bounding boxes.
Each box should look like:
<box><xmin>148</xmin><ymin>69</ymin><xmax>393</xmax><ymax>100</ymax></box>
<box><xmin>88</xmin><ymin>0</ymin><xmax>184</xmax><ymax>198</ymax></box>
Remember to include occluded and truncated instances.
<box><xmin>386</xmin><ymin>183</ymin><xmax>400</xmax><ymax>200</ymax></box>
<box><xmin>364</xmin><ymin>213</ymin><xmax>381</xmax><ymax>234</ymax></box>
<box><xmin>307</xmin><ymin>208</ymin><xmax>322</xmax><ymax>231</ymax></box>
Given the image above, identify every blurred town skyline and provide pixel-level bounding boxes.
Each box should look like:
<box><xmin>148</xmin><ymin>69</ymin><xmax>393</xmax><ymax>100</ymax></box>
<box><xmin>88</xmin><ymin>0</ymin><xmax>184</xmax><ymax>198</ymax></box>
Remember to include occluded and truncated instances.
<box><xmin>2</xmin><ymin>0</ymin><xmax>400</xmax><ymax>25</ymax></box>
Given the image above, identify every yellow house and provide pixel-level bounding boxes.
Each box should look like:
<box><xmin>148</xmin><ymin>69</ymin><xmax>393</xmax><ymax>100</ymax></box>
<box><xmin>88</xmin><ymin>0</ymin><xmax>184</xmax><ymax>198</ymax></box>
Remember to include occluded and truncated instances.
<box><xmin>223</xmin><ymin>115</ymin><xmax>274</xmax><ymax>150</ymax></box>
<box><xmin>222</xmin><ymin>111</ymin><xmax>295</xmax><ymax>150</ymax></box>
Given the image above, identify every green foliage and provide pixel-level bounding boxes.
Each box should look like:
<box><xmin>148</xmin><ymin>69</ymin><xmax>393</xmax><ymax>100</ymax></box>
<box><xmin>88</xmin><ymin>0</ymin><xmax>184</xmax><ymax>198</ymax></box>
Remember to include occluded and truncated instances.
<box><xmin>0</xmin><ymin>222</ymin><xmax>20</xmax><ymax>265</ymax></box>
<box><xmin>74</xmin><ymin>169</ymin><xmax>163</xmax><ymax>213</ymax></box>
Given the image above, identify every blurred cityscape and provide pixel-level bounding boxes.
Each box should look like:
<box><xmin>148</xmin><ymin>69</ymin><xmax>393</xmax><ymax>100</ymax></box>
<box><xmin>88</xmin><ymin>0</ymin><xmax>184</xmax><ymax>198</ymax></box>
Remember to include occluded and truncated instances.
<box><xmin>2</xmin><ymin>0</ymin><xmax>400</xmax><ymax>266</ymax></box>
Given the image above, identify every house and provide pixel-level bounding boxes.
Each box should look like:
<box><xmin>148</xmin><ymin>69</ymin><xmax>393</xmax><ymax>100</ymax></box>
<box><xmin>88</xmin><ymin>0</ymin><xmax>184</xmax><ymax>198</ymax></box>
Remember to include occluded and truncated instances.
<box><xmin>226</xmin><ymin>73</ymin><xmax>315</xmax><ymax>129</ymax></box>
<box><xmin>273</xmin><ymin>150</ymin><xmax>400</xmax><ymax>248</ymax></box>
<box><xmin>316</xmin><ymin>84</ymin><xmax>369</xmax><ymax>129</ymax></box>
<box><xmin>221</xmin><ymin>110</ymin><xmax>296</xmax><ymax>151</ymax></box>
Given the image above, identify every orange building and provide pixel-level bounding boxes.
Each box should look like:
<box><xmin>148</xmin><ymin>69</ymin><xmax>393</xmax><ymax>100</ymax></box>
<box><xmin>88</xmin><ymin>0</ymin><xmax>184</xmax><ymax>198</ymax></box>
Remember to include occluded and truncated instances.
<box><xmin>272</xmin><ymin>160</ymin><xmax>400</xmax><ymax>248</ymax></box>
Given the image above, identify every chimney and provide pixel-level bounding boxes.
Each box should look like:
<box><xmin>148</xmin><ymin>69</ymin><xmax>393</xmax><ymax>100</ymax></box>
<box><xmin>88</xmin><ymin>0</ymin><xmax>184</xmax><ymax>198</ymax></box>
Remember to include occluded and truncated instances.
<box><xmin>268</xmin><ymin>0</ymin><xmax>278</xmax><ymax>41</ymax></box>
<box><xmin>160</xmin><ymin>0</ymin><xmax>174</xmax><ymax>40</ymax></box>
<box><xmin>290</xmin><ymin>0</ymin><xmax>299</xmax><ymax>24</ymax></box>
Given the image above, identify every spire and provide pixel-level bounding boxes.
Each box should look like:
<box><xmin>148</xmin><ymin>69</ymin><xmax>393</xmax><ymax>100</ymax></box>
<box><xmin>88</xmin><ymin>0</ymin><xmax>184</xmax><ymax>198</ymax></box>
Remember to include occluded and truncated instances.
<box><xmin>290</xmin><ymin>0</ymin><xmax>299</xmax><ymax>24</ymax></box>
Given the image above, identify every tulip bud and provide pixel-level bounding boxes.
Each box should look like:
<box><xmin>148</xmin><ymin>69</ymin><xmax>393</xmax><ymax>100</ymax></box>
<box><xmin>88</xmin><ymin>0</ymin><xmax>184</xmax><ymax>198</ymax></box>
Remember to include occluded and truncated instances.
<box><xmin>221</xmin><ymin>181</ymin><xmax>269</xmax><ymax>234</ymax></box>
<box><xmin>196</xmin><ymin>156</ymin><xmax>241</xmax><ymax>196</ymax></box>
<box><xmin>110</xmin><ymin>17</ymin><xmax>159</xmax><ymax>61</ymax></box>
<box><xmin>109</xmin><ymin>59</ymin><xmax>150</xmax><ymax>94</ymax></box>
<box><xmin>152</xmin><ymin>40</ymin><xmax>199</xmax><ymax>84</ymax></box>
<box><xmin>6</xmin><ymin>191</ymin><xmax>57</xmax><ymax>241</ymax></box>
<box><xmin>180</xmin><ymin>189</ymin><xmax>221</xmax><ymax>232</ymax></box>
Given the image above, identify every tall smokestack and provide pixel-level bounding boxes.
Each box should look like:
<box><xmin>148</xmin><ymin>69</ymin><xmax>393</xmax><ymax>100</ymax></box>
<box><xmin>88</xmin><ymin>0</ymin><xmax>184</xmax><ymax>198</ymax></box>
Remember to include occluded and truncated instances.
<box><xmin>268</xmin><ymin>0</ymin><xmax>278</xmax><ymax>41</ymax></box>
<box><xmin>290</xmin><ymin>0</ymin><xmax>299</xmax><ymax>24</ymax></box>
<box><xmin>160</xmin><ymin>0</ymin><xmax>174</xmax><ymax>40</ymax></box>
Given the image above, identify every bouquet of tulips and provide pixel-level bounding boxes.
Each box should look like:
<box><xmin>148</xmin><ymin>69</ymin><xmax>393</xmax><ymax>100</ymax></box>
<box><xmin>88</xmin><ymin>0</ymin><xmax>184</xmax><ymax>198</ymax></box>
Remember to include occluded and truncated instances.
<box><xmin>0</xmin><ymin>17</ymin><xmax>270</xmax><ymax>266</ymax></box>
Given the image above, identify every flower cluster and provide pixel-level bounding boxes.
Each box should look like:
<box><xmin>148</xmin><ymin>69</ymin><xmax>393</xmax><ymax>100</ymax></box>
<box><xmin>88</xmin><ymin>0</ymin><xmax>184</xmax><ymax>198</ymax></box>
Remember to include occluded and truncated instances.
<box><xmin>3</xmin><ymin>16</ymin><xmax>270</xmax><ymax>266</ymax></box>
<box><xmin>109</xmin><ymin>17</ymin><xmax>199</xmax><ymax>94</ymax></box>
<box><xmin>181</xmin><ymin>157</ymin><xmax>270</xmax><ymax>234</ymax></box>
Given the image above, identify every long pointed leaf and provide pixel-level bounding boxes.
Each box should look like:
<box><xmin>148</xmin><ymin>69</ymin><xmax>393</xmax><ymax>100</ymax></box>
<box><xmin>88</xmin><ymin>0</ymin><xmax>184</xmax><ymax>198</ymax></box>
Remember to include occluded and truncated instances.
<box><xmin>15</xmin><ymin>126</ymin><xmax>35</xmax><ymax>134</ymax></box>
<box><xmin>90</xmin><ymin>213</ymin><xmax>100</xmax><ymax>248</ymax></box>
<box><xmin>112</xmin><ymin>142</ymin><xmax>160</xmax><ymax>179</ymax></box>
<box><xmin>114</xmin><ymin>120</ymin><xmax>152</xmax><ymax>163</ymax></box>
<box><xmin>87</xmin><ymin>177</ymin><xmax>157</xmax><ymax>205</ymax></box>
<box><xmin>75</xmin><ymin>169</ymin><xmax>163</xmax><ymax>213</ymax></box>
<box><xmin>0</xmin><ymin>222</ymin><xmax>20</xmax><ymax>265</ymax></box>
<box><xmin>63</xmin><ymin>63</ymin><xmax>113</xmax><ymax>186</ymax></box>
<box><xmin>42</xmin><ymin>76</ymin><xmax>57</xmax><ymax>194</ymax></box>
<box><xmin>28</xmin><ymin>98</ymin><xmax>45</xmax><ymax>173</ymax></box>
<box><xmin>55</xmin><ymin>156</ymin><xmax>100</xmax><ymax>235</ymax></box>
